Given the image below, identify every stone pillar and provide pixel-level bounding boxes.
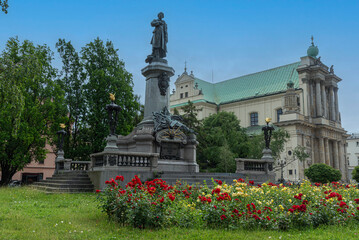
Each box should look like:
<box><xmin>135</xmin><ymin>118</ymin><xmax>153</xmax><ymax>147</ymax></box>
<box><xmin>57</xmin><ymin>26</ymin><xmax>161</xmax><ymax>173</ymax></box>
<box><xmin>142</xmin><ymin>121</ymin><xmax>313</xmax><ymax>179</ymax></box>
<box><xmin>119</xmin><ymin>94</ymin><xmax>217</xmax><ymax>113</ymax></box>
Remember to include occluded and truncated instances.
<box><xmin>315</xmin><ymin>80</ymin><xmax>322</xmax><ymax>117</ymax></box>
<box><xmin>310</xmin><ymin>82</ymin><xmax>316</xmax><ymax>117</ymax></box>
<box><xmin>333</xmin><ymin>141</ymin><xmax>339</xmax><ymax>169</ymax></box>
<box><xmin>319</xmin><ymin>138</ymin><xmax>325</xmax><ymax>164</ymax></box>
<box><xmin>330</xmin><ymin>86</ymin><xmax>336</xmax><ymax>121</ymax></box>
<box><xmin>334</xmin><ymin>88</ymin><xmax>339</xmax><ymax>122</ymax></box>
<box><xmin>324</xmin><ymin>138</ymin><xmax>330</xmax><ymax>165</ymax></box>
<box><xmin>321</xmin><ymin>85</ymin><xmax>327</xmax><ymax>118</ymax></box>
<box><xmin>141</xmin><ymin>62</ymin><xmax>175</xmax><ymax>123</ymax></box>
<box><xmin>311</xmin><ymin>136</ymin><xmax>315</xmax><ymax>164</ymax></box>
<box><xmin>338</xmin><ymin>141</ymin><xmax>346</xmax><ymax>181</ymax></box>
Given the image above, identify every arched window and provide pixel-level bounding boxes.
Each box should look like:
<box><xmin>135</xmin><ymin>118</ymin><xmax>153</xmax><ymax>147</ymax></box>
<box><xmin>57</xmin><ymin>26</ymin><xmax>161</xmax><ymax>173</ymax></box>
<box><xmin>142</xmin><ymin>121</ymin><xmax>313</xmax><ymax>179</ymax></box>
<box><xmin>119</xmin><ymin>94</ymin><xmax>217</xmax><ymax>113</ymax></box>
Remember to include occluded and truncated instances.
<box><xmin>250</xmin><ymin>112</ymin><xmax>258</xmax><ymax>126</ymax></box>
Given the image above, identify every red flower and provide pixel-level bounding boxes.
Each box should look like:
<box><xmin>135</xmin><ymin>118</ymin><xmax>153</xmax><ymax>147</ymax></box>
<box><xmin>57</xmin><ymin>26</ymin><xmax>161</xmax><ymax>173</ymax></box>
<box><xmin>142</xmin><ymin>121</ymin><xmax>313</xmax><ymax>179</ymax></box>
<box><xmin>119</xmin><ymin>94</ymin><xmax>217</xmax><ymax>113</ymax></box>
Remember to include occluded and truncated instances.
<box><xmin>212</xmin><ymin>188</ymin><xmax>221</xmax><ymax>194</ymax></box>
<box><xmin>266</xmin><ymin>216</ymin><xmax>271</xmax><ymax>221</ymax></box>
<box><xmin>96</xmin><ymin>189</ymin><xmax>101</xmax><ymax>193</ymax></box>
<box><xmin>215</xmin><ymin>179</ymin><xmax>223</xmax><ymax>185</ymax></box>
<box><xmin>207</xmin><ymin>198</ymin><xmax>212</xmax><ymax>203</ymax></box>
<box><xmin>115</xmin><ymin>175</ymin><xmax>124</xmax><ymax>182</ymax></box>
<box><xmin>105</xmin><ymin>180</ymin><xmax>110</xmax><ymax>184</ymax></box>
<box><xmin>249</xmin><ymin>180</ymin><xmax>254</xmax><ymax>185</ymax></box>
<box><xmin>159</xmin><ymin>197</ymin><xmax>164</xmax><ymax>203</ymax></box>
<box><xmin>354</xmin><ymin>199</ymin><xmax>359</xmax><ymax>204</ymax></box>
<box><xmin>220</xmin><ymin>215</ymin><xmax>227</xmax><ymax>220</ymax></box>
<box><xmin>214</xmin><ymin>205</ymin><xmax>217</xmax><ymax>209</ymax></box>
<box><xmin>288</xmin><ymin>208</ymin><xmax>294</xmax><ymax>213</ymax></box>
<box><xmin>222</xmin><ymin>208</ymin><xmax>226</xmax><ymax>212</ymax></box>
<box><xmin>168</xmin><ymin>193</ymin><xmax>175</xmax><ymax>201</ymax></box>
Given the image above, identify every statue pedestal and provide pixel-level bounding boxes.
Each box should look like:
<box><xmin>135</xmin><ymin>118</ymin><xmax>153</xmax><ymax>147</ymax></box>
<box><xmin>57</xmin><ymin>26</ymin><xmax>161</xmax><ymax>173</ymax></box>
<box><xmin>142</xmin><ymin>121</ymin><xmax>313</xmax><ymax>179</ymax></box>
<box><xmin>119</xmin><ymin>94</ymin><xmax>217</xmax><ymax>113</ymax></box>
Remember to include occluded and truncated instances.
<box><xmin>104</xmin><ymin>135</ymin><xmax>119</xmax><ymax>152</ymax></box>
<box><xmin>261</xmin><ymin>148</ymin><xmax>275</xmax><ymax>174</ymax></box>
<box><xmin>140</xmin><ymin>61</ymin><xmax>175</xmax><ymax>124</ymax></box>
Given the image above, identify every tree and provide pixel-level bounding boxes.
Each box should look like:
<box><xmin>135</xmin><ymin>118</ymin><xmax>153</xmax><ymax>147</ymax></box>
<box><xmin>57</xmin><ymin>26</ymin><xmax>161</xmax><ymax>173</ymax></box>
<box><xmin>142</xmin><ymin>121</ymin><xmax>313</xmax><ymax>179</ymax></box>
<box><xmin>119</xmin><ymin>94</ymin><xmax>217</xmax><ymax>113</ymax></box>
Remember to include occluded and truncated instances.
<box><xmin>0</xmin><ymin>37</ymin><xmax>67</xmax><ymax>185</ymax></box>
<box><xmin>0</xmin><ymin>0</ymin><xmax>8</xmax><ymax>14</ymax></box>
<box><xmin>56</xmin><ymin>38</ymin><xmax>140</xmax><ymax>159</ymax></box>
<box><xmin>179</xmin><ymin>100</ymin><xmax>202</xmax><ymax>131</ymax></box>
<box><xmin>197</xmin><ymin>112</ymin><xmax>249</xmax><ymax>172</ymax></box>
<box><xmin>304</xmin><ymin>163</ymin><xmax>342</xmax><ymax>183</ymax></box>
<box><xmin>56</xmin><ymin>39</ymin><xmax>88</xmax><ymax>161</ymax></box>
<box><xmin>351</xmin><ymin>165</ymin><xmax>359</xmax><ymax>183</ymax></box>
<box><xmin>81</xmin><ymin>38</ymin><xmax>139</xmax><ymax>154</ymax></box>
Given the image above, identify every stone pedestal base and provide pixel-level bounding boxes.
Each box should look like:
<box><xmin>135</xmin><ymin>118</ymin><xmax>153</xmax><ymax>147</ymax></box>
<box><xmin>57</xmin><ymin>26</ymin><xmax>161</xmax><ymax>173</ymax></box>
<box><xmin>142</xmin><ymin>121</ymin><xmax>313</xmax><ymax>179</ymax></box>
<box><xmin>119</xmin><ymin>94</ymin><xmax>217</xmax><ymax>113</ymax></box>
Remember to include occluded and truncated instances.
<box><xmin>55</xmin><ymin>150</ymin><xmax>72</xmax><ymax>173</ymax></box>
<box><xmin>104</xmin><ymin>135</ymin><xmax>119</xmax><ymax>152</ymax></box>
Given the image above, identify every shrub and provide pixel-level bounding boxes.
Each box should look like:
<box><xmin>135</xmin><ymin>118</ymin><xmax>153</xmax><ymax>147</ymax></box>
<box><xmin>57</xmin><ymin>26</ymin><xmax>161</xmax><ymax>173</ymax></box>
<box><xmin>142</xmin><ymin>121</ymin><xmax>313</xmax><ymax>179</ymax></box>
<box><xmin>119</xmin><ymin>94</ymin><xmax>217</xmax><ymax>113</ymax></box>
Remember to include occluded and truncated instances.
<box><xmin>304</xmin><ymin>163</ymin><xmax>341</xmax><ymax>183</ymax></box>
<box><xmin>352</xmin><ymin>166</ymin><xmax>359</xmax><ymax>182</ymax></box>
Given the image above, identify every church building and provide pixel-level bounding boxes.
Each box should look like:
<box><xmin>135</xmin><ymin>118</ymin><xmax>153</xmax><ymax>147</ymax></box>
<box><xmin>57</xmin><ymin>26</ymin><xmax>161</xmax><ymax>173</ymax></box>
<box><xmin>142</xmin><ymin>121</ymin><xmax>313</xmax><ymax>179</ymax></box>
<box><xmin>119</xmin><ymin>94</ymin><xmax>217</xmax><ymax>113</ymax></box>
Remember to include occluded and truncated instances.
<box><xmin>169</xmin><ymin>39</ymin><xmax>348</xmax><ymax>182</ymax></box>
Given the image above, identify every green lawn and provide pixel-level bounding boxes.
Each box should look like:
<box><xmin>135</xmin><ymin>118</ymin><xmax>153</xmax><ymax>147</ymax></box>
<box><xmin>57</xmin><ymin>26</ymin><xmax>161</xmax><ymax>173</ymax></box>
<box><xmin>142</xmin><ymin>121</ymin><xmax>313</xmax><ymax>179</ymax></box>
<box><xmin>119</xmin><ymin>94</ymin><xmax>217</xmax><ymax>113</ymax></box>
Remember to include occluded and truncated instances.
<box><xmin>1</xmin><ymin>187</ymin><xmax>359</xmax><ymax>240</ymax></box>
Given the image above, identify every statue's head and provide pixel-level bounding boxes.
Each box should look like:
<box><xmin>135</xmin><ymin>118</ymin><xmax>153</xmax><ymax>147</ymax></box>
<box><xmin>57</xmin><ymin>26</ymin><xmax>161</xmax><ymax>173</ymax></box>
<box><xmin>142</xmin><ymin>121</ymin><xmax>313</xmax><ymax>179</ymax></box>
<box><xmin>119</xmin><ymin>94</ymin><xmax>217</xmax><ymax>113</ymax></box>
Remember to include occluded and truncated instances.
<box><xmin>158</xmin><ymin>12</ymin><xmax>164</xmax><ymax>20</ymax></box>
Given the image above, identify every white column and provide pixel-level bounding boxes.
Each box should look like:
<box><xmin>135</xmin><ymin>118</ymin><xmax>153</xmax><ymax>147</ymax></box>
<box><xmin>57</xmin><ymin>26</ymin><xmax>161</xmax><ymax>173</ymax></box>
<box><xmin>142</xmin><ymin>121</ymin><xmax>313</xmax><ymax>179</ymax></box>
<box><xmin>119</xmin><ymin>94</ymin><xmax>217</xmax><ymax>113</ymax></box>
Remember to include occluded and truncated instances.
<box><xmin>333</xmin><ymin>141</ymin><xmax>338</xmax><ymax>169</ymax></box>
<box><xmin>315</xmin><ymin>80</ymin><xmax>322</xmax><ymax>117</ymax></box>
<box><xmin>321</xmin><ymin>85</ymin><xmax>327</xmax><ymax>118</ymax></box>
<box><xmin>338</xmin><ymin>141</ymin><xmax>346</xmax><ymax>180</ymax></box>
<box><xmin>335</xmin><ymin>88</ymin><xmax>339</xmax><ymax>122</ymax></box>
<box><xmin>311</xmin><ymin>82</ymin><xmax>316</xmax><ymax>117</ymax></box>
<box><xmin>330</xmin><ymin>86</ymin><xmax>336</xmax><ymax>121</ymax></box>
<box><xmin>319</xmin><ymin>138</ymin><xmax>325</xmax><ymax>164</ymax></box>
<box><xmin>324</xmin><ymin>138</ymin><xmax>330</xmax><ymax>165</ymax></box>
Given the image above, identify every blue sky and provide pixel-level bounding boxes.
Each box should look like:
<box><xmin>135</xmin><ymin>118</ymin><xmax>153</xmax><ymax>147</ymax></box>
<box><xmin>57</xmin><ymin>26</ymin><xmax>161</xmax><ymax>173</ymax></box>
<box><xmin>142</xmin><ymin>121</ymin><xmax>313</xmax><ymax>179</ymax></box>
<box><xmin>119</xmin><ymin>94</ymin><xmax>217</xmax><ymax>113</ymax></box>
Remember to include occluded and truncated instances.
<box><xmin>1</xmin><ymin>0</ymin><xmax>358</xmax><ymax>132</ymax></box>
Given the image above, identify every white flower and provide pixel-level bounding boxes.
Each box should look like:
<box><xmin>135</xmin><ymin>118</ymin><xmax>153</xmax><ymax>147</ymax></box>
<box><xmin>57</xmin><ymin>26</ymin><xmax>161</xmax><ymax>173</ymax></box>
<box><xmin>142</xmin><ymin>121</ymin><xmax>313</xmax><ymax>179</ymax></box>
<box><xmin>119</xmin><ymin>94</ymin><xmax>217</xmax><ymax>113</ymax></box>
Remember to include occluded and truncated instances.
<box><xmin>61</xmin><ymin>221</ymin><xmax>63</xmax><ymax>223</ymax></box>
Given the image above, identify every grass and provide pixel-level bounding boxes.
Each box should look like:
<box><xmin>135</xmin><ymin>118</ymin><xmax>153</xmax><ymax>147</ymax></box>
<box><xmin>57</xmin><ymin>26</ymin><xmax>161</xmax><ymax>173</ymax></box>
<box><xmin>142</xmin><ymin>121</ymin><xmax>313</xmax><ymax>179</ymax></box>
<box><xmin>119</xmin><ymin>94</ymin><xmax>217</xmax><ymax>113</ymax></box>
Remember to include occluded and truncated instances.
<box><xmin>1</xmin><ymin>187</ymin><xmax>359</xmax><ymax>240</ymax></box>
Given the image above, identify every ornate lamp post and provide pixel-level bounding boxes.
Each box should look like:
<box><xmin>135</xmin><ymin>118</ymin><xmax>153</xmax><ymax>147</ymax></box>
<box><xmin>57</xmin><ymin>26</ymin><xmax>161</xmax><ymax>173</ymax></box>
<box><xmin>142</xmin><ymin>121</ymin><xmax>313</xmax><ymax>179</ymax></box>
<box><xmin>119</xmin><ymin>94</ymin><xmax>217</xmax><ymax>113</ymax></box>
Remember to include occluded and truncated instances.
<box><xmin>55</xmin><ymin>123</ymin><xmax>67</xmax><ymax>173</ymax></box>
<box><xmin>262</xmin><ymin>118</ymin><xmax>274</xmax><ymax>149</ymax></box>
<box><xmin>261</xmin><ymin>118</ymin><xmax>275</xmax><ymax>175</ymax></box>
<box><xmin>57</xmin><ymin>123</ymin><xmax>66</xmax><ymax>151</ymax></box>
<box><xmin>278</xmin><ymin>158</ymin><xmax>287</xmax><ymax>184</ymax></box>
<box><xmin>104</xmin><ymin>93</ymin><xmax>121</xmax><ymax>151</ymax></box>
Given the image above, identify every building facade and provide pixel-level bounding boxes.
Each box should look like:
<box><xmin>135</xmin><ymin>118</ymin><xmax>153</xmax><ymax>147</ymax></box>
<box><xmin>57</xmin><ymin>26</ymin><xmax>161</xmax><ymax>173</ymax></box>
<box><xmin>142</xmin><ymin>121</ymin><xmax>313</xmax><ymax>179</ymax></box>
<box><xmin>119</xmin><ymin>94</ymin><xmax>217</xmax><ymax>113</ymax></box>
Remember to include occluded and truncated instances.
<box><xmin>170</xmin><ymin>40</ymin><xmax>348</xmax><ymax>182</ymax></box>
<box><xmin>346</xmin><ymin>133</ymin><xmax>359</xmax><ymax>179</ymax></box>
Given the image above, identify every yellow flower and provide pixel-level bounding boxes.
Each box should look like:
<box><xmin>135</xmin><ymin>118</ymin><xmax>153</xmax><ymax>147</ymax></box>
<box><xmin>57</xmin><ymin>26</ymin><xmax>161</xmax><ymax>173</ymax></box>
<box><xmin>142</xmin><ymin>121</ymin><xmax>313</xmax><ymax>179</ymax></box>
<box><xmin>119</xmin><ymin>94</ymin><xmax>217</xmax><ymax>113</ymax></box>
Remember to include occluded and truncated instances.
<box><xmin>59</xmin><ymin>123</ymin><xmax>66</xmax><ymax>129</ymax></box>
<box><xmin>288</xmin><ymin>199</ymin><xmax>292</xmax><ymax>203</ymax></box>
<box><xmin>279</xmin><ymin>205</ymin><xmax>284</xmax><ymax>211</ymax></box>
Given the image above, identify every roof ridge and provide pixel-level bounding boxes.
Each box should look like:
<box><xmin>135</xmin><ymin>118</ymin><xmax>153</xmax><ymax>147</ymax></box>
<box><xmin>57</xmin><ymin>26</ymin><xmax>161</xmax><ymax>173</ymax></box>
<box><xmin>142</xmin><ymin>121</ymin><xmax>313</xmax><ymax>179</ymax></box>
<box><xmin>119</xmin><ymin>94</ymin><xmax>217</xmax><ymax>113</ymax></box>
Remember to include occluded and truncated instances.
<box><xmin>213</xmin><ymin>61</ymin><xmax>300</xmax><ymax>85</ymax></box>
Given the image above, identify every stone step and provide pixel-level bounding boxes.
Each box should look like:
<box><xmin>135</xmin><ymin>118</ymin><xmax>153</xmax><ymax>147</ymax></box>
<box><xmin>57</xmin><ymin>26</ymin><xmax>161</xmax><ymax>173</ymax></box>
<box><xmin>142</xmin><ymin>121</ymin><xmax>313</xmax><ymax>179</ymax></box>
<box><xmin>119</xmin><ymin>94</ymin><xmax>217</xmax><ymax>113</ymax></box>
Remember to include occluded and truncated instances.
<box><xmin>33</xmin><ymin>182</ymin><xmax>93</xmax><ymax>188</ymax></box>
<box><xmin>35</xmin><ymin>179</ymin><xmax>93</xmax><ymax>184</ymax></box>
<box><xmin>49</xmin><ymin>176</ymin><xmax>91</xmax><ymax>180</ymax></box>
<box><xmin>32</xmin><ymin>171</ymin><xmax>94</xmax><ymax>193</ymax></box>
<box><xmin>33</xmin><ymin>185</ymin><xmax>94</xmax><ymax>193</ymax></box>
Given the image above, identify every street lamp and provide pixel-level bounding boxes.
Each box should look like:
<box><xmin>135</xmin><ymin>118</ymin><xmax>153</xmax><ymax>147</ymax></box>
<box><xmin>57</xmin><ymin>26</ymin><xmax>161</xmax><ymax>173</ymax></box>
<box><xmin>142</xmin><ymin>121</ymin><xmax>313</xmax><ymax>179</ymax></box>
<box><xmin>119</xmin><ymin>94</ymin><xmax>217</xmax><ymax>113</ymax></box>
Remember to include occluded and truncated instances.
<box><xmin>106</xmin><ymin>93</ymin><xmax>122</xmax><ymax>136</ymax></box>
<box><xmin>262</xmin><ymin>118</ymin><xmax>274</xmax><ymax>149</ymax></box>
<box><xmin>57</xmin><ymin>123</ymin><xmax>66</xmax><ymax>151</ymax></box>
<box><xmin>104</xmin><ymin>93</ymin><xmax>121</xmax><ymax>151</ymax></box>
<box><xmin>279</xmin><ymin>158</ymin><xmax>287</xmax><ymax>184</ymax></box>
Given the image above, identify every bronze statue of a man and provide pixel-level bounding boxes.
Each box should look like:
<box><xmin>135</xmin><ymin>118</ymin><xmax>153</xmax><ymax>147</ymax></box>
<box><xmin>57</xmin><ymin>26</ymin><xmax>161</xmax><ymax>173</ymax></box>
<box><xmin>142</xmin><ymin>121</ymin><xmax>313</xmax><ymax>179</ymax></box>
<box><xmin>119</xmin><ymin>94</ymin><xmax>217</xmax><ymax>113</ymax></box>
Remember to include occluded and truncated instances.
<box><xmin>146</xmin><ymin>12</ymin><xmax>168</xmax><ymax>63</ymax></box>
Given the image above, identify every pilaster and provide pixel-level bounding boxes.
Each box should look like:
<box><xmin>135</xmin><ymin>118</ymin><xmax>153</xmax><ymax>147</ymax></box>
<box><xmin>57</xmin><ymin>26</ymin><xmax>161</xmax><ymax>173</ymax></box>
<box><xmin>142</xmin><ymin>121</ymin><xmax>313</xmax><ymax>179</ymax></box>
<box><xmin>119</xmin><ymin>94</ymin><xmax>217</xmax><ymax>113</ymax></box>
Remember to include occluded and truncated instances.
<box><xmin>333</xmin><ymin>140</ymin><xmax>339</xmax><ymax>169</ymax></box>
<box><xmin>319</xmin><ymin>138</ymin><xmax>325</xmax><ymax>164</ymax></box>
<box><xmin>324</xmin><ymin>138</ymin><xmax>330</xmax><ymax>165</ymax></box>
<box><xmin>315</xmin><ymin>80</ymin><xmax>322</xmax><ymax>117</ymax></box>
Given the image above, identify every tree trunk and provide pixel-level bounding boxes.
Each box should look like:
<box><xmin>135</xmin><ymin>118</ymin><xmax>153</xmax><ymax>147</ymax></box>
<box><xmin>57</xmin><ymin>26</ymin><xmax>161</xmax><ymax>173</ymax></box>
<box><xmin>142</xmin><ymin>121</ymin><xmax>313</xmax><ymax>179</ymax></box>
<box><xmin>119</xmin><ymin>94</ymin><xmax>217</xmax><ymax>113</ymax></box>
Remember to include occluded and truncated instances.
<box><xmin>0</xmin><ymin>164</ymin><xmax>17</xmax><ymax>186</ymax></box>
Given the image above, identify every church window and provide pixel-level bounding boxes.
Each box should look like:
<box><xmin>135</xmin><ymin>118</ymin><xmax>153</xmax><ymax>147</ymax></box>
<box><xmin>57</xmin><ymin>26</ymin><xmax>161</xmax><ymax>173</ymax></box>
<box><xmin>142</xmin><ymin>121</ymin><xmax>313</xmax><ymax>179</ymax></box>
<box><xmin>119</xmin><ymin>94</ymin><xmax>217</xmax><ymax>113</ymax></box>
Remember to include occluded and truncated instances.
<box><xmin>180</xmin><ymin>93</ymin><xmax>183</xmax><ymax>99</ymax></box>
<box><xmin>181</xmin><ymin>86</ymin><xmax>183</xmax><ymax>89</ymax></box>
<box><xmin>357</xmin><ymin>156</ymin><xmax>359</xmax><ymax>165</ymax></box>
<box><xmin>185</xmin><ymin>92</ymin><xmax>188</xmax><ymax>98</ymax></box>
<box><xmin>357</xmin><ymin>142</ymin><xmax>359</xmax><ymax>147</ymax></box>
<box><xmin>250</xmin><ymin>112</ymin><xmax>258</xmax><ymax>126</ymax></box>
<box><xmin>277</xmin><ymin>108</ymin><xmax>283</xmax><ymax>122</ymax></box>
<box><xmin>185</xmin><ymin>85</ymin><xmax>188</xmax><ymax>87</ymax></box>
<box><xmin>289</xmin><ymin>169</ymin><xmax>293</xmax><ymax>175</ymax></box>
<box><xmin>297</xmin><ymin>96</ymin><xmax>300</xmax><ymax>106</ymax></box>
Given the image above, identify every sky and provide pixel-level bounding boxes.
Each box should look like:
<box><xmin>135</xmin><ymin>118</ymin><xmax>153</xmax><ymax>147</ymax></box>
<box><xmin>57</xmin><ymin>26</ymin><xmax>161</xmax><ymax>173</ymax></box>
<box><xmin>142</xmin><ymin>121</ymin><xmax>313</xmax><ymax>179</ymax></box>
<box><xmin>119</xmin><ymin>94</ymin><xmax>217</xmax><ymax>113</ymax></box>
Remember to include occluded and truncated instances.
<box><xmin>1</xmin><ymin>0</ymin><xmax>358</xmax><ymax>133</ymax></box>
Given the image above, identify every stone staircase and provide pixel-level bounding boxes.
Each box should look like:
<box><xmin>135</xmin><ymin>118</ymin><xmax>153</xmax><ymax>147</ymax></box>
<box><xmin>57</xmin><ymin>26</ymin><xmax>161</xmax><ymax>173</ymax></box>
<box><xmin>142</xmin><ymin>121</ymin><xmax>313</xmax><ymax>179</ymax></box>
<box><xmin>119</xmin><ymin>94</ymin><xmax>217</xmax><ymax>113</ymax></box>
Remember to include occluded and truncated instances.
<box><xmin>158</xmin><ymin>172</ymin><xmax>264</xmax><ymax>186</ymax></box>
<box><xmin>32</xmin><ymin>171</ymin><xmax>94</xmax><ymax>193</ymax></box>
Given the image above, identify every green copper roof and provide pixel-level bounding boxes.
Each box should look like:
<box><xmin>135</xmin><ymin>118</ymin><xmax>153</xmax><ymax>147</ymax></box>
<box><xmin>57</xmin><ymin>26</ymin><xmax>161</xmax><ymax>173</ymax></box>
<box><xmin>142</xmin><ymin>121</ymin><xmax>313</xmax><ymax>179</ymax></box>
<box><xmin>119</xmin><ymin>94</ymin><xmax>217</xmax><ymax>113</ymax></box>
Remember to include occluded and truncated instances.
<box><xmin>193</xmin><ymin>62</ymin><xmax>300</xmax><ymax>105</ymax></box>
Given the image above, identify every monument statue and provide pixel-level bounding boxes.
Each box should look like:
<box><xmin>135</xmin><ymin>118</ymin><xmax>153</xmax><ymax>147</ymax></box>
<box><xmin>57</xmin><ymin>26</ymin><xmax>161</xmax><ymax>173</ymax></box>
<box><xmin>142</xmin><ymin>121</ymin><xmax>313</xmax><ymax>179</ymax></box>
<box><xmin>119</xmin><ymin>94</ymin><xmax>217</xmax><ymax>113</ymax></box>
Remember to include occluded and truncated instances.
<box><xmin>146</xmin><ymin>12</ymin><xmax>168</xmax><ymax>63</ymax></box>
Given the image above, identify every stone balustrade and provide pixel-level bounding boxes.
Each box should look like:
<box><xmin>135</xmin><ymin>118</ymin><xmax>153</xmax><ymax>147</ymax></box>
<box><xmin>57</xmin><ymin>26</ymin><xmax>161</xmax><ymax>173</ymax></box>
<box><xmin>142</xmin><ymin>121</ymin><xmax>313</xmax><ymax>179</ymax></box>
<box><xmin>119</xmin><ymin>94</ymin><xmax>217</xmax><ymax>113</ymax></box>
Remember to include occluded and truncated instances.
<box><xmin>235</xmin><ymin>158</ymin><xmax>274</xmax><ymax>175</ymax></box>
<box><xmin>90</xmin><ymin>150</ymin><xmax>159</xmax><ymax>170</ymax></box>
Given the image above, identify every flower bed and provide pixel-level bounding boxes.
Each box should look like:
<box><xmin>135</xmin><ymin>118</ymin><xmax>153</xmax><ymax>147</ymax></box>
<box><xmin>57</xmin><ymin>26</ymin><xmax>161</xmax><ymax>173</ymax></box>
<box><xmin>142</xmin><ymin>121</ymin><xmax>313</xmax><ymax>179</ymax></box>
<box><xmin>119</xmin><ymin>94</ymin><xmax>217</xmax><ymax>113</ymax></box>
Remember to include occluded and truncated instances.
<box><xmin>97</xmin><ymin>176</ymin><xmax>359</xmax><ymax>230</ymax></box>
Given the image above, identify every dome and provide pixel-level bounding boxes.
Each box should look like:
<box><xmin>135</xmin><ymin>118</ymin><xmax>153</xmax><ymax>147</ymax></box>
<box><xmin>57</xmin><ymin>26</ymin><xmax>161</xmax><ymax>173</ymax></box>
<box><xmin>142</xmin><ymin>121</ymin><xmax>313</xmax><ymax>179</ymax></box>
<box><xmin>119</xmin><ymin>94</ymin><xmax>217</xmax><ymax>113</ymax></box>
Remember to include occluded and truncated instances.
<box><xmin>307</xmin><ymin>36</ymin><xmax>319</xmax><ymax>58</ymax></box>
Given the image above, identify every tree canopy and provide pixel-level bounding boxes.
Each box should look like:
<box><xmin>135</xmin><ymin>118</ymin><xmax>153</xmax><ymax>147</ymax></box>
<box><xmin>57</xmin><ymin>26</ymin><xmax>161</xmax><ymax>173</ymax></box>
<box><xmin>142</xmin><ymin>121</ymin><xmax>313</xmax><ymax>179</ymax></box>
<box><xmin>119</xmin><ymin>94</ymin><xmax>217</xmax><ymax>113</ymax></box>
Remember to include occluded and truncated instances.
<box><xmin>0</xmin><ymin>0</ymin><xmax>8</xmax><ymax>14</ymax></box>
<box><xmin>0</xmin><ymin>37</ymin><xmax>67</xmax><ymax>185</ymax></box>
<box><xmin>56</xmin><ymin>38</ymin><xmax>140</xmax><ymax>160</ymax></box>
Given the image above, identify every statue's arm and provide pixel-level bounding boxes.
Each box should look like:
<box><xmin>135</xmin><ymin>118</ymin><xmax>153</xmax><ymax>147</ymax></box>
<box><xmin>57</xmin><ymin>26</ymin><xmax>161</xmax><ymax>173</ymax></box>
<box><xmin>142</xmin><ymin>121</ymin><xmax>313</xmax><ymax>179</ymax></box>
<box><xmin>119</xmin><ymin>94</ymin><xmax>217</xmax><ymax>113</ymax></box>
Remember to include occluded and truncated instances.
<box><xmin>151</xmin><ymin>19</ymin><xmax>160</xmax><ymax>27</ymax></box>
